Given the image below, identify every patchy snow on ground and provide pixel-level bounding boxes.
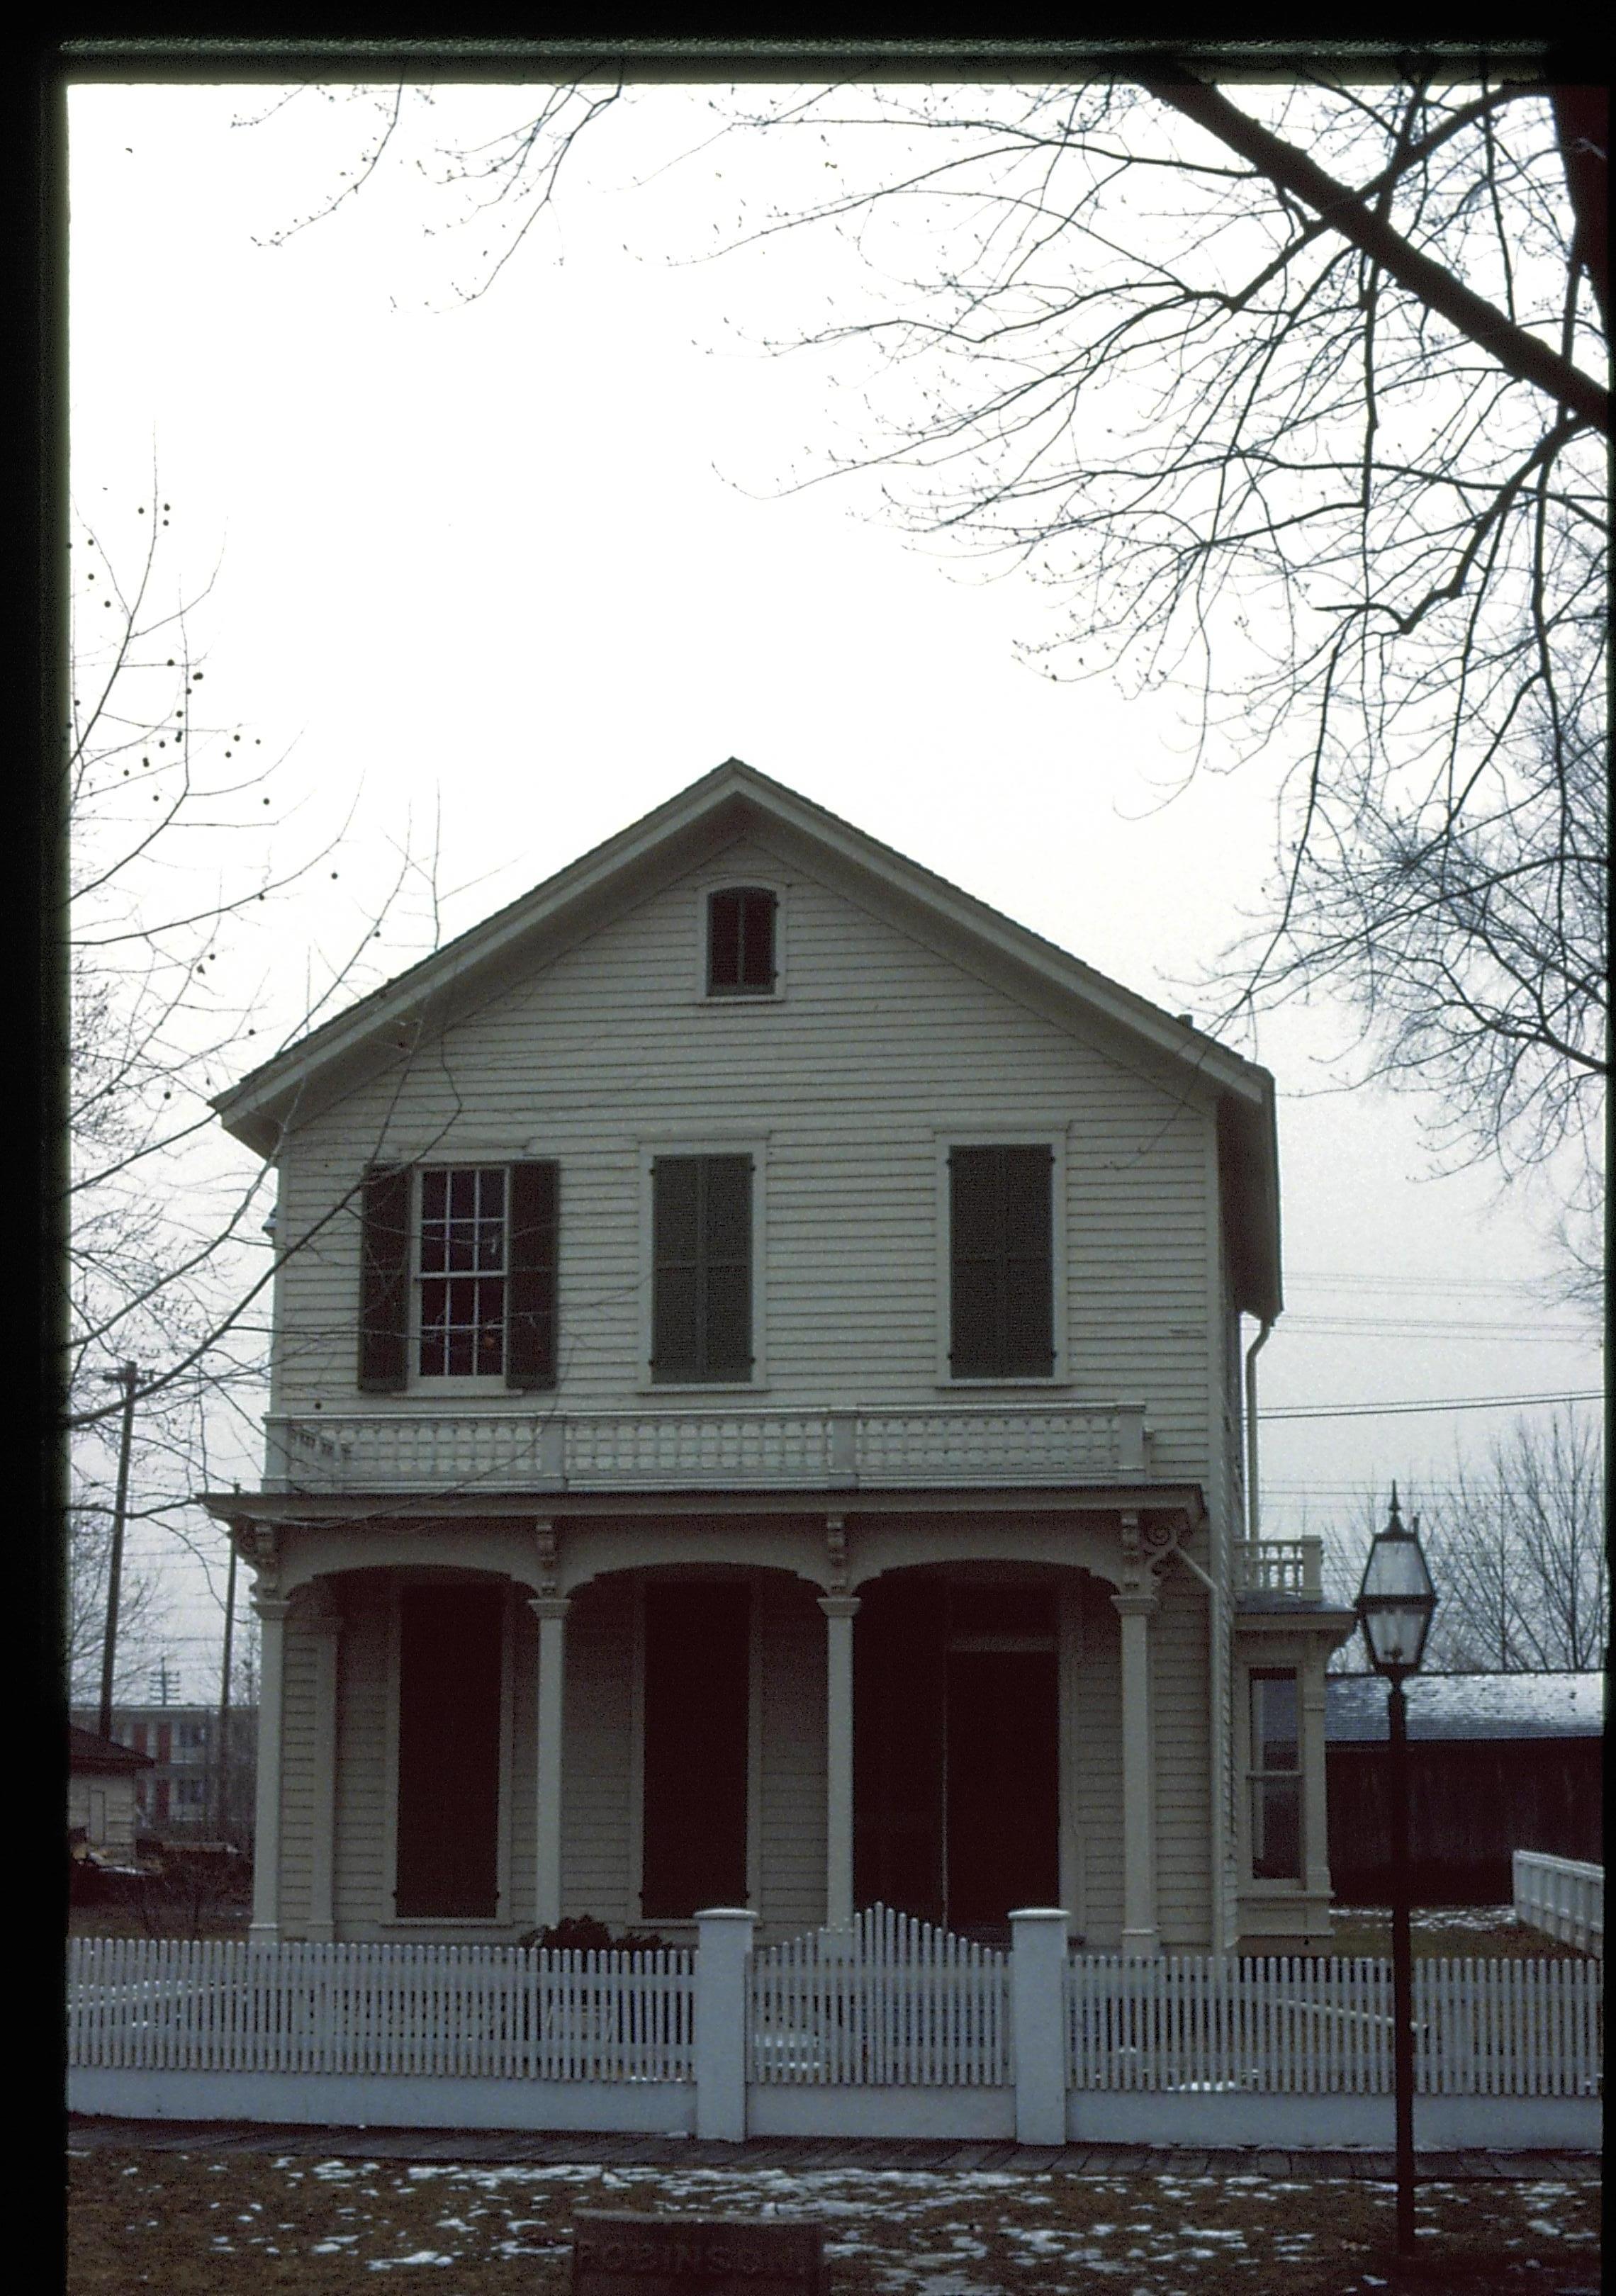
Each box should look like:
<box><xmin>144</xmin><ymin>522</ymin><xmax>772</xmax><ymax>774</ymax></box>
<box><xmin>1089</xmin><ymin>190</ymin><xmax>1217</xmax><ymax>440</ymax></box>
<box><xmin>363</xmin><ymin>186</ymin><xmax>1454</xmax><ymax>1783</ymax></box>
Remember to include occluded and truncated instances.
<box><xmin>1340</xmin><ymin>1906</ymin><xmax>1518</xmax><ymax>1932</ymax></box>
<box><xmin>69</xmin><ymin>2149</ymin><xmax>1602</xmax><ymax>2293</ymax></box>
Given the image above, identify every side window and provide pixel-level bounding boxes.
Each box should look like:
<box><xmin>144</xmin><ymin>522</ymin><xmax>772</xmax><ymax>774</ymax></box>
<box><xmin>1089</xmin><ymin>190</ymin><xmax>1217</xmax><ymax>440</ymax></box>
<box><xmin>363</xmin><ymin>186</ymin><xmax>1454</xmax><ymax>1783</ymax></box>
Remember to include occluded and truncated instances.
<box><xmin>948</xmin><ymin>1145</ymin><xmax>1055</xmax><ymax>1378</ymax></box>
<box><xmin>357</xmin><ymin>1161</ymin><xmax>559</xmax><ymax>1390</ymax></box>
<box><xmin>1248</xmin><ymin>1670</ymin><xmax>1302</xmax><ymax>1881</ymax></box>
<box><xmin>418</xmin><ymin>1167</ymin><xmax>507</xmax><ymax>1376</ymax></box>
<box><xmin>651</xmin><ymin>1154</ymin><xmax>753</xmax><ymax>1382</ymax></box>
<box><xmin>707</xmin><ymin>887</ymin><xmax>777</xmax><ymax>996</ymax></box>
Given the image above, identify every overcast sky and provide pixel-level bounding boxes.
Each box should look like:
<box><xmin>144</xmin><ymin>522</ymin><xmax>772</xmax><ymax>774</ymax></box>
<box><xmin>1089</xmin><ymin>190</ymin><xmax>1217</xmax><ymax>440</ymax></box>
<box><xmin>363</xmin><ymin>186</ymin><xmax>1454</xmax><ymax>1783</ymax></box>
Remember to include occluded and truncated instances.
<box><xmin>67</xmin><ymin>81</ymin><xmax>1602</xmax><ymax>1698</ymax></box>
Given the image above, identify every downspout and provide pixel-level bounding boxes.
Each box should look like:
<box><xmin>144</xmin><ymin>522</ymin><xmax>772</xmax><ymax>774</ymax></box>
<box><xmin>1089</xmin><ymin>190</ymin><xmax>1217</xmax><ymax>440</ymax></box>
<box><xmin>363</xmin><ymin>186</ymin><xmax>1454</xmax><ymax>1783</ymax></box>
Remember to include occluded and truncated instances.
<box><xmin>1235</xmin><ymin>1313</ymin><xmax>1274</xmax><ymax>1951</ymax></box>
<box><xmin>1245</xmin><ymin>1317</ymin><xmax>1274</xmax><ymax>1543</ymax></box>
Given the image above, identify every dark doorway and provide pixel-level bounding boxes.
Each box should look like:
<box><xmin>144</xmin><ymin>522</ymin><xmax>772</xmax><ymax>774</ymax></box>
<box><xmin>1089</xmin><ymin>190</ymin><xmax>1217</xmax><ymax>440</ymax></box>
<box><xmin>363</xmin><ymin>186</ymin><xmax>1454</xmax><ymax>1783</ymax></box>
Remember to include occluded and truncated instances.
<box><xmin>395</xmin><ymin>1581</ymin><xmax>504</xmax><ymax>1918</ymax></box>
<box><xmin>641</xmin><ymin>1583</ymin><xmax>750</xmax><ymax>1918</ymax></box>
<box><xmin>945</xmin><ymin>1650</ymin><xmax>1060</xmax><ymax>1926</ymax></box>
<box><xmin>854</xmin><ymin>1576</ymin><xmax>948</xmax><ymax>1924</ymax></box>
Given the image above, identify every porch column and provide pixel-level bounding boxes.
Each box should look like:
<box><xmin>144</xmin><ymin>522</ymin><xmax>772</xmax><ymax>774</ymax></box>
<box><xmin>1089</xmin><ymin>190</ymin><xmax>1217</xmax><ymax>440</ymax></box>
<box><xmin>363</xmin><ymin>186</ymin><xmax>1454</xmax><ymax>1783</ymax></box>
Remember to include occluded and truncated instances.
<box><xmin>819</xmin><ymin>1596</ymin><xmax>860</xmax><ymax>1930</ymax></box>
<box><xmin>248</xmin><ymin>1592</ymin><xmax>290</xmax><ymax>1945</ymax></box>
<box><xmin>1112</xmin><ymin>1589</ymin><xmax>1160</xmax><ymax>1956</ymax></box>
<box><xmin>304</xmin><ymin>1586</ymin><xmax>342</xmax><ymax>1943</ymax></box>
<box><xmin>1302</xmin><ymin>1653</ymin><xmax>1332</xmax><ymax>1900</ymax></box>
<box><xmin>529</xmin><ymin>1596</ymin><xmax>571</xmax><ymax>1932</ymax></box>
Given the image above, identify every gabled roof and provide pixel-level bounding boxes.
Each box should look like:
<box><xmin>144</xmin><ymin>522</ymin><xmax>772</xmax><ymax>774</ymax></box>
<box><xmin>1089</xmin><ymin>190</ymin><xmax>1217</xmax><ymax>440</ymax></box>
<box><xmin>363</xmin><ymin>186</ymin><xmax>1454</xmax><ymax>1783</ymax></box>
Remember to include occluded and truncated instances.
<box><xmin>68</xmin><ymin>1726</ymin><xmax>154</xmax><ymax>1774</ymax></box>
<box><xmin>213</xmin><ymin>758</ymin><xmax>1281</xmax><ymax>1313</ymax></box>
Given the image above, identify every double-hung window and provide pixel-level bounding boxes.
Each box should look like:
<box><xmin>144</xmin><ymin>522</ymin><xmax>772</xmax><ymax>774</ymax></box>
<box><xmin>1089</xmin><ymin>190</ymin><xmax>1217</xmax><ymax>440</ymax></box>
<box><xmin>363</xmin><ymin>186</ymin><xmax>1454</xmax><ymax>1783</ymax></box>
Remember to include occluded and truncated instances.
<box><xmin>358</xmin><ymin>1161</ymin><xmax>559</xmax><ymax>1391</ymax></box>
<box><xmin>1248</xmin><ymin>1670</ymin><xmax>1303</xmax><ymax>1881</ymax></box>
<box><xmin>947</xmin><ymin>1144</ymin><xmax>1055</xmax><ymax>1380</ymax></box>
<box><xmin>418</xmin><ymin>1166</ymin><xmax>507</xmax><ymax>1376</ymax></box>
<box><xmin>650</xmin><ymin>1154</ymin><xmax>754</xmax><ymax>1383</ymax></box>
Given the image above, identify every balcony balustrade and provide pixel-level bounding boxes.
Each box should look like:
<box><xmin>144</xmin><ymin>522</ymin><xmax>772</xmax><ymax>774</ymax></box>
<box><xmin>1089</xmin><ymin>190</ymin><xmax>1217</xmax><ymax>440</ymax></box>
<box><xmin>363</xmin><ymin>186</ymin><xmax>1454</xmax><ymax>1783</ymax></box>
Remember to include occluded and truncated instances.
<box><xmin>262</xmin><ymin>1400</ymin><xmax>1153</xmax><ymax>1496</ymax></box>
<box><xmin>1235</xmin><ymin>1536</ymin><xmax>1325</xmax><ymax>1600</ymax></box>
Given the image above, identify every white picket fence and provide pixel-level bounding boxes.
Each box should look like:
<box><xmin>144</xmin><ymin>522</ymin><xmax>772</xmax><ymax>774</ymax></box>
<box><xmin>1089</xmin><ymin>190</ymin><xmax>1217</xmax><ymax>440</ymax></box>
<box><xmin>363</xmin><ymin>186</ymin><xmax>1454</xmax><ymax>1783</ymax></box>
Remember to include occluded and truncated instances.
<box><xmin>68</xmin><ymin>1915</ymin><xmax>1603</xmax><ymax>2145</ymax></box>
<box><xmin>68</xmin><ymin>1936</ymin><xmax>695</xmax><ymax>2082</ymax></box>
<box><xmin>1066</xmin><ymin>1952</ymin><xmax>1603</xmax><ymax>2097</ymax></box>
<box><xmin>1515</xmin><ymin>1850</ymin><xmax>1604</xmax><ymax>1959</ymax></box>
<box><xmin>750</xmin><ymin>1905</ymin><xmax>1009</xmax><ymax>2085</ymax></box>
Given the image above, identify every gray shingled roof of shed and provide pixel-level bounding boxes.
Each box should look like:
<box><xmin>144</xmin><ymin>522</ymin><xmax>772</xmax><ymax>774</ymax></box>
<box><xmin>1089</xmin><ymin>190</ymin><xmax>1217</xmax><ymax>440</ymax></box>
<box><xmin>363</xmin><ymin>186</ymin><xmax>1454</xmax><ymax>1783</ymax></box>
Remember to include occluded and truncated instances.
<box><xmin>1325</xmin><ymin>1670</ymin><xmax>1606</xmax><ymax>1741</ymax></box>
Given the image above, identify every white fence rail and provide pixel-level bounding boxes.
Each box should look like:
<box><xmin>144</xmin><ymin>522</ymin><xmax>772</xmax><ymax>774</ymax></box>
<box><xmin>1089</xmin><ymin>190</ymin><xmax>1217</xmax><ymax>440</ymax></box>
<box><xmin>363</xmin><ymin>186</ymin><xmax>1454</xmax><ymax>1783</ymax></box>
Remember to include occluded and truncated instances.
<box><xmin>69</xmin><ymin>1921</ymin><xmax>1601</xmax><ymax>2146</ymax></box>
<box><xmin>68</xmin><ymin>1937</ymin><xmax>695</xmax><ymax>2083</ymax></box>
<box><xmin>750</xmin><ymin>1906</ymin><xmax>1009</xmax><ymax>2086</ymax></box>
<box><xmin>1067</xmin><ymin>1952</ymin><xmax>1603</xmax><ymax>2098</ymax></box>
<box><xmin>1515</xmin><ymin>1851</ymin><xmax>1604</xmax><ymax>1959</ymax></box>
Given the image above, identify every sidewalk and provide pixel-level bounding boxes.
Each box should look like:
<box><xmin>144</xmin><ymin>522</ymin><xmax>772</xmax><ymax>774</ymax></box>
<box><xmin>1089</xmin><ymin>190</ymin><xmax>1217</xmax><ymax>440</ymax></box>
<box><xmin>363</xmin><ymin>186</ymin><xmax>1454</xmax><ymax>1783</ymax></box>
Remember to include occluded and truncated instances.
<box><xmin>66</xmin><ymin>2116</ymin><xmax>1600</xmax><ymax>2180</ymax></box>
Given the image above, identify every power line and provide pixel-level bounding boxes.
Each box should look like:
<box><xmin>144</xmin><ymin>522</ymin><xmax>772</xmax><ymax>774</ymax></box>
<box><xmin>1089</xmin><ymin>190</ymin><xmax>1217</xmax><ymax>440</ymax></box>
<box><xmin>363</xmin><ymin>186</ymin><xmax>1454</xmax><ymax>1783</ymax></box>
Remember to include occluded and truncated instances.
<box><xmin>1284</xmin><ymin>1270</ymin><xmax>1552</xmax><ymax>1294</ymax></box>
<box><xmin>1264</xmin><ymin>1389</ymin><xmax>1603</xmax><ymax>1423</ymax></box>
<box><xmin>1282</xmin><ymin>1318</ymin><xmax>1593</xmax><ymax>1341</ymax></box>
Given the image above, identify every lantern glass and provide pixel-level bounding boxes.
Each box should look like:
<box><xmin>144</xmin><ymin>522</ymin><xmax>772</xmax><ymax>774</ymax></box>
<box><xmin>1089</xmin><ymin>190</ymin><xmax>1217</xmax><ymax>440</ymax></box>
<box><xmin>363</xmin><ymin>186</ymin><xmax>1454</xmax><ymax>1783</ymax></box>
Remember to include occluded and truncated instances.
<box><xmin>1356</xmin><ymin>1507</ymin><xmax>1437</xmax><ymax>1677</ymax></box>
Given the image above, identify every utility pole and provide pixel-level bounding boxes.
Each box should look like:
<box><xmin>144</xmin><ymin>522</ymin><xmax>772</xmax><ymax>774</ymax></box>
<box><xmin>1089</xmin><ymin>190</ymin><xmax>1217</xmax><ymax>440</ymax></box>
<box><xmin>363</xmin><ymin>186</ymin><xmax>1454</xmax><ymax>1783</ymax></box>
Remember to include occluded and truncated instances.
<box><xmin>215</xmin><ymin>1524</ymin><xmax>238</xmax><ymax>1841</ymax></box>
<box><xmin>95</xmin><ymin>1361</ymin><xmax>139</xmax><ymax>1740</ymax></box>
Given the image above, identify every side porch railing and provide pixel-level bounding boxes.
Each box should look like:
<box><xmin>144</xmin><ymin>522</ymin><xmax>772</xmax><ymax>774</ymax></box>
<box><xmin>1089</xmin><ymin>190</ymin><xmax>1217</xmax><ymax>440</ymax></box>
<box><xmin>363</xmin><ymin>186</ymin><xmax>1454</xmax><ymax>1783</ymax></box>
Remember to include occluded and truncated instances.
<box><xmin>1515</xmin><ymin>1850</ymin><xmax>1605</xmax><ymax>1959</ymax></box>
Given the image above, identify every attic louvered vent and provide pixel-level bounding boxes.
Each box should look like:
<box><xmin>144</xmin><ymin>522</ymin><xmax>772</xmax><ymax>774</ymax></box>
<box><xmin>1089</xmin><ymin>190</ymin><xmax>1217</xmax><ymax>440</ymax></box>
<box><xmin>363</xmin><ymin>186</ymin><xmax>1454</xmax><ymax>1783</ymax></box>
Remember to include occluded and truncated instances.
<box><xmin>707</xmin><ymin>887</ymin><xmax>776</xmax><ymax>995</ymax></box>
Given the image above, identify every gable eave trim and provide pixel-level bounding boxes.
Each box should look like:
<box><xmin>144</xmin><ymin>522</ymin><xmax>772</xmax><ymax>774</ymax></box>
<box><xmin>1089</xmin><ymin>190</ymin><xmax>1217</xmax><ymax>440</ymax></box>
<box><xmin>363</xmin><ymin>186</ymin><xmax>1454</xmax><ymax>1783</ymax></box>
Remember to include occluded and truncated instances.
<box><xmin>211</xmin><ymin>758</ymin><xmax>1272</xmax><ymax>1152</ymax></box>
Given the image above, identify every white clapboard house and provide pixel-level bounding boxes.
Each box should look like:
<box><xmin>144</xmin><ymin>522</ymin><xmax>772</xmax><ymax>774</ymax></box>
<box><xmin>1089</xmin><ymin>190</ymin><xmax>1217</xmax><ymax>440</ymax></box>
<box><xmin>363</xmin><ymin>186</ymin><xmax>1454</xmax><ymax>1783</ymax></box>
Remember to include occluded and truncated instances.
<box><xmin>204</xmin><ymin>760</ymin><xmax>1353</xmax><ymax>1958</ymax></box>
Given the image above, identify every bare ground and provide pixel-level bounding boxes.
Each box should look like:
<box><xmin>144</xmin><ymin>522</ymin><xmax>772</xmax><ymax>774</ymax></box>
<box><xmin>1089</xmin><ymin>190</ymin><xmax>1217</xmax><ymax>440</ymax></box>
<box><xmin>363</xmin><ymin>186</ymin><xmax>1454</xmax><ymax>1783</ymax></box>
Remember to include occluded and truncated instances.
<box><xmin>66</xmin><ymin>2143</ymin><xmax>1600</xmax><ymax>2295</ymax></box>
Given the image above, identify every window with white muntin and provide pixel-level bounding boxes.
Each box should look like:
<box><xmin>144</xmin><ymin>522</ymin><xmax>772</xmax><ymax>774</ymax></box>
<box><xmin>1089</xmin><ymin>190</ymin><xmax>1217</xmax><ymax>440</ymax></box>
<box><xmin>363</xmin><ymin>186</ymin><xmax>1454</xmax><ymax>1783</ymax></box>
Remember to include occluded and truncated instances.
<box><xmin>417</xmin><ymin>1166</ymin><xmax>507</xmax><ymax>1377</ymax></box>
<box><xmin>1247</xmin><ymin>1669</ymin><xmax>1303</xmax><ymax>1881</ymax></box>
<box><xmin>358</xmin><ymin>1161</ymin><xmax>559</xmax><ymax>1392</ymax></box>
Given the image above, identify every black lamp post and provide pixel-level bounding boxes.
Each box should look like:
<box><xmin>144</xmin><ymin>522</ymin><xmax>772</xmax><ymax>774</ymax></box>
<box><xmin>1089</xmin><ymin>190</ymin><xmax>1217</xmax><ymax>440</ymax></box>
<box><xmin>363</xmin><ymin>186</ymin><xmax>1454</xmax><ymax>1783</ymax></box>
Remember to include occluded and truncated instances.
<box><xmin>1354</xmin><ymin>1485</ymin><xmax>1437</xmax><ymax>2258</ymax></box>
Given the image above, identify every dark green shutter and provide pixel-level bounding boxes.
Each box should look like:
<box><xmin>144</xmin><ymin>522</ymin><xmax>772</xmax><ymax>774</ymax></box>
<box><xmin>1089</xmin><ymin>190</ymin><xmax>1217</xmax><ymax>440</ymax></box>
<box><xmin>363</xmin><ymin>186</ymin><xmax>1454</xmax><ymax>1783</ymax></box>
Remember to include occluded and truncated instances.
<box><xmin>948</xmin><ymin>1146</ymin><xmax>1054</xmax><ymax>1378</ymax></box>
<box><xmin>652</xmin><ymin>1154</ymin><xmax>753</xmax><ymax>1380</ymax></box>
<box><xmin>505</xmin><ymin>1160</ymin><xmax>559</xmax><ymax>1390</ymax></box>
<box><xmin>358</xmin><ymin>1164</ymin><xmax>410</xmax><ymax>1392</ymax></box>
<box><xmin>702</xmin><ymin>1154</ymin><xmax>753</xmax><ymax>1376</ymax></box>
<box><xmin>707</xmin><ymin>888</ymin><xmax>777</xmax><ymax>994</ymax></box>
<box><xmin>1001</xmin><ymin>1145</ymin><xmax>1055</xmax><ymax>1375</ymax></box>
<box><xmin>652</xmin><ymin>1157</ymin><xmax>702</xmax><ymax>1378</ymax></box>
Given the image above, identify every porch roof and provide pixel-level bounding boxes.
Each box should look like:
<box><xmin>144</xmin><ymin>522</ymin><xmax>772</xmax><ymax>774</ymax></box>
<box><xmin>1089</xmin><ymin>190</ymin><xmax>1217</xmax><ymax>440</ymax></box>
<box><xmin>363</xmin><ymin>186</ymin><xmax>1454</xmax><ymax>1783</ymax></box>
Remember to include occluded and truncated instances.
<box><xmin>199</xmin><ymin>1480</ymin><xmax>1208</xmax><ymax>1528</ymax></box>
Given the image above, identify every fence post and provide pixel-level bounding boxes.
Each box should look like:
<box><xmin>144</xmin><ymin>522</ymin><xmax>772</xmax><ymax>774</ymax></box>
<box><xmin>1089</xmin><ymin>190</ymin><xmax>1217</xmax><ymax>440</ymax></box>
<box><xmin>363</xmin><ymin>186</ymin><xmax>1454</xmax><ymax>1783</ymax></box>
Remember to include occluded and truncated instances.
<box><xmin>695</xmin><ymin>1908</ymin><xmax>756</xmax><ymax>2141</ymax></box>
<box><xmin>1010</xmin><ymin>1907</ymin><xmax>1070</xmax><ymax>2145</ymax></box>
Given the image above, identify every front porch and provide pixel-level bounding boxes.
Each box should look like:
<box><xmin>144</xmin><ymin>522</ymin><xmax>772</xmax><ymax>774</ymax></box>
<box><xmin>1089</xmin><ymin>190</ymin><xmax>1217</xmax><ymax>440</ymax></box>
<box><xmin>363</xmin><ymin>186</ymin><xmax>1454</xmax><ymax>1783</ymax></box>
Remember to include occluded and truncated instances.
<box><xmin>232</xmin><ymin>1495</ymin><xmax>1228</xmax><ymax>1956</ymax></box>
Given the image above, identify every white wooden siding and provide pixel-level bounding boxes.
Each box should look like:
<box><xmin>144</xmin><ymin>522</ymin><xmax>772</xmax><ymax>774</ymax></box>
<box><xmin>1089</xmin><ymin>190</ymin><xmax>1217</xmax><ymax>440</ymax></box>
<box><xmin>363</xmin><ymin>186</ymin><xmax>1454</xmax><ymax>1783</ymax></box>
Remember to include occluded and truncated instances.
<box><xmin>1152</xmin><ymin>1561</ymin><xmax>1213</xmax><ymax>1948</ymax></box>
<box><xmin>276</xmin><ymin>1617</ymin><xmax>318</xmax><ymax>1934</ymax></box>
<box><xmin>757</xmin><ymin>1575</ymin><xmax>828</xmax><ymax>1935</ymax></box>
<box><xmin>559</xmin><ymin>1578</ymin><xmax>636</xmax><ymax>1928</ymax></box>
<box><xmin>269</xmin><ymin>834</ymin><xmax>1218</xmax><ymax>1480</ymax></box>
<box><xmin>332</xmin><ymin>1580</ymin><xmax>390</xmax><ymax>1934</ymax></box>
<box><xmin>1072</xmin><ymin>1575</ymin><xmax>1125</xmax><ymax>1949</ymax></box>
<box><xmin>506</xmin><ymin>1597</ymin><xmax>538</xmax><ymax>1930</ymax></box>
